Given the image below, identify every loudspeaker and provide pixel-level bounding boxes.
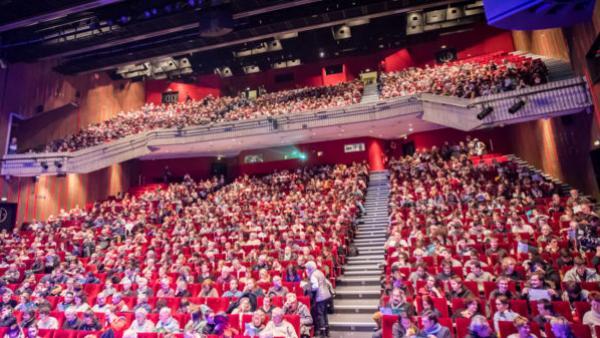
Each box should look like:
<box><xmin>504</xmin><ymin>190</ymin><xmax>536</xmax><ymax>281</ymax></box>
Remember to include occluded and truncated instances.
<box><xmin>0</xmin><ymin>203</ymin><xmax>17</xmax><ymax>232</ymax></box>
<box><xmin>402</xmin><ymin>141</ymin><xmax>416</xmax><ymax>157</ymax></box>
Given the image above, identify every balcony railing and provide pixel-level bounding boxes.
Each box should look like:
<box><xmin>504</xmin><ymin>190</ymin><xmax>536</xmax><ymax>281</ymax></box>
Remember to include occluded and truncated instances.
<box><xmin>2</xmin><ymin>76</ymin><xmax>592</xmax><ymax>177</ymax></box>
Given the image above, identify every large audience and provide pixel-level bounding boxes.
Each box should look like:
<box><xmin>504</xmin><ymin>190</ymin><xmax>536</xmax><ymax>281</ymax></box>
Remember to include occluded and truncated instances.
<box><xmin>379</xmin><ymin>53</ymin><xmax>548</xmax><ymax>99</ymax></box>
<box><xmin>17</xmin><ymin>53</ymin><xmax>551</xmax><ymax>154</ymax></box>
<box><xmin>0</xmin><ymin>162</ymin><xmax>369</xmax><ymax>338</ymax></box>
<box><xmin>375</xmin><ymin>138</ymin><xmax>600</xmax><ymax>338</ymax></box>
<box><xmin>34</xmin><ymin>81</ymin><xmax>363</xmax><ymax>153</ymax></box>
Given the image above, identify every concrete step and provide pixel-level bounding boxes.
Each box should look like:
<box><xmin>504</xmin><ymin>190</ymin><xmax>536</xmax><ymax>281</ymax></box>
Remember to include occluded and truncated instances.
<box><xmin>335</xmin><ymin>286</ymin><xmax>380</xmax><ymax>300</ymax></box>
<box><xmin>334</xmin><ymin>298</ymin><xmax>379</xmax><ymax>314</ymax></box>
<box><xmin>359</xmin><ymin>220</ymin><xmax>388</xmax><ymax>224</ymax></box>
<box><xmin>356</xmin><ymin>224</ymin><xmax>386</xmax><ymax>229</ymax></box>
<box><xmin>344</xmin><ymin>264</ymin><xmax>382</xmax><ymax>271</ymax></box>
<box><xmin>358</xmin><ymin>235</ymin><xmax>387</xmax><ymax>240</ymax></box>
<box><xmin>355</xmin><ymin>243</ymin><xmax>386</xmax><ymax>249</ymax></box>
<box><xmin>337</xmin><ymin>276</ymin><xmax>381</xmax><ymax>286</ymax></box>
<box><xmin>345</xmin><ymin>259</ymin><xmax>383</xmax><ymax>267</ymax></box>
<box><xmin>354</xmin><ymin>235</ymin><xmax>386</xmax><ymax>241</ymax></box>
<box><xmin>353</xmin><ymin>238</ymin><xmax>386</xmax><ymax>244</ymax></box>
<box><xmin>327</xmin><ymin>330</ymin><xmax>375</xmax><ymax>338</ymax></box>
<box><xmin>347</xmin><ymin>254</ymin><xmax>384</xmax><ymax>261</ymax></box>
<box><xmin>355</xmin><ymin>234</ymin><xmax>387</xmax><ymax>239</ymax></box>
<box><xmin>346</xmin><ymin>260</ymin><xmax>383</xmax><ymax>266</ymax></box>
<box><xmin>356</xmin><ymin>226</ymin><xmax>387</xmax><ymax>236</ymax></box>
<box><xmin>342</xmin><ymin>270</ymin><xmax>383</xmax><ymax>277</ymax></box>
<box><xmin>329</xmin><ymin>313</ymin><xmax>377</xmax><ymax>332</ymax></box>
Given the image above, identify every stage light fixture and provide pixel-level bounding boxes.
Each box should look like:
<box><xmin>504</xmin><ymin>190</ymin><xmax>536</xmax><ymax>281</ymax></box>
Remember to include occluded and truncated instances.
<box><xmin>40</xmin><ymin>161</ymin><xmax>49</xmax><ymax>170</ymax></box>
<box><xmin>508</xmin><ymin>99</ymin><xmax>526</xmax><ymax>114</ymax></box>
<box><xmin>54</xmin><ymin>161</ymin><xmax>63</xmax><ymax>169</ymax></box>
<box><xmin>477</xmin><ymin>106</ymin><xmax>494</xmax><ymax>120</ymax></box>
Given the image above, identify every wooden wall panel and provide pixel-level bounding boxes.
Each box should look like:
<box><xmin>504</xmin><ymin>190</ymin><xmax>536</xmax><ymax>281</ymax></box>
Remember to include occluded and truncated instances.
<box><xmin>0</xmin><ymin>160</ymin><xmax>139</xmax><ymax>227</ymax></box>
<box><xmin>0</xmin><ymin>60</ymin><xmax>145</xmax><ymax>153</ymax></box>
<box><xmin>512</xmin><ymin>29</ymin><xmax>570</xmax><ymax>61</ymax></box>
<box><xmin>510</xmin><ymin>13</ymin><xmax>600</xmax><ymax>198</ymax></box>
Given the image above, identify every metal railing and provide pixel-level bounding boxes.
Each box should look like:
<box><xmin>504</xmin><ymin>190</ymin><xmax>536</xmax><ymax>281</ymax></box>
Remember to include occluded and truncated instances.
<box><xmin>2</xmin><ymin>76</ymin><xmax>592</xmax><ymax>176</ymax></box>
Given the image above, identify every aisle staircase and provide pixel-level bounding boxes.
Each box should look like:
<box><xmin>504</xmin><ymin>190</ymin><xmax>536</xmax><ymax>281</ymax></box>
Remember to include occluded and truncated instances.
<box><xmin>360</xmin><ymin>83</ymin><xmax>380</xmax><ymax>104</ymax></box>
<box><xmin>329</xmin><ymin>170</ymin><xmax>389</xmax><ymax>337</ymax></box>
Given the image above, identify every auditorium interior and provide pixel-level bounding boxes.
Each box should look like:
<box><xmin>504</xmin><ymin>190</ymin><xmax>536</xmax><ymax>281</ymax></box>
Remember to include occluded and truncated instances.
<box><xmin>0</xmin><ymin>0</ymin><xmax>599</xmax><ymax>337</ymax></box>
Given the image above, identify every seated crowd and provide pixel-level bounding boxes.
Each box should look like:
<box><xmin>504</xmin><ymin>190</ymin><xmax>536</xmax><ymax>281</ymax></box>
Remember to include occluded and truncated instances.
<box><xmin>0</xmin><ymin>162</ymin><xmax>369</xmax><ymax>338</ymax></box>
<box><xmin>35</xmin><ymin>81</ymin><xmax>363</xmax><ymax>153</ymax></box>
<box><xmin>379</xmin><ymin>53</ymin><xmax>548</xmax><ymax>99</ymax></box>
<box><xmin>20</xmin><ymin>53</ymin><xmax>550</xmax><ymax>154</ymax></box>
<box><xmin>374</xmin><ymin>139</ymin><xmax>600</xmax><ymax>338</ymax></box>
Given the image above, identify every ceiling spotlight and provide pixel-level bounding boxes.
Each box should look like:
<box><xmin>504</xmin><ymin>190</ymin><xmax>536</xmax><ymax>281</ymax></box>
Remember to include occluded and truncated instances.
<box><xmin>54</xmin><ymin>161</ymin><xmax>63</xmax><ymax>169</ymax></box>
<box><xmin>0</xmin><ymin>197</ymin><xmax>6</xmax><ymax>202</ymax></box>
<box><xmin>595</xmin><ymin>140</ymin><xmax>600</xmax><ymax>147</ymax></box>
<box><xmin>508</xmin><ymin>99</ymin><xmax>526</xmax><ymax>114</ymax></box>
<box><xmin>477</xmin><ymin>106</ymin><xmax>494</xmax><ymax>120</ymax></box>
<box><xmin>408</xmin><ymin>128</ymin><xmax>414</xmax><ymax>132</ymax></box>
<box><xmin>319</xmin><ymin>51</ymin><xmax>325</xmax><ymax>58</ymax></box>
<box><xmin>40</xmin><ymin>161</ymin><xmax>49</xmax><ymax>170</ymax></box>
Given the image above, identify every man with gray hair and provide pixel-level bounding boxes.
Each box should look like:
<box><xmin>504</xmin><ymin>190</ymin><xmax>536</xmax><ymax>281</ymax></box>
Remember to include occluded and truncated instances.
<box><xmin>260</xmin><ymin>307</ymin><xmax>298</xmax><ymax>338</ymax></box>
<box><xmin>155</xmin><ymin>307</ymin><xmax>180</xmax><ymax>333</ymax></box>
<box><xmin>128</xmin><ymin>308</ymin><xmax>155</xmax><ymax>333</ymax></box>
<box><xmin>283</xmin><ymin>292</ymin><xmax>312</xmax><ymax>338</ymax></box>
<box><xmin>305</xmin><ymin>261</ymin><xmax>331</xmax><ymax>338</ymax></box>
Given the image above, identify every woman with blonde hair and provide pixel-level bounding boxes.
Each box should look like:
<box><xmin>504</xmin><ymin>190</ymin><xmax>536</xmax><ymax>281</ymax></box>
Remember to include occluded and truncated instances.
<box><xmin>507</xmin><ymin>316</ymin><xmax>537</xmax><ymax>338</ymax></box>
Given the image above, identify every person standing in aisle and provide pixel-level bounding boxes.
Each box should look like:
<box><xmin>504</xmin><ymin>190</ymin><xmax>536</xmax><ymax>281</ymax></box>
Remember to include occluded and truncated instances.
<box><xmin>306</xmin><ymin>261</ymin><xmax>332</xmax><ymax>338</ymax></box>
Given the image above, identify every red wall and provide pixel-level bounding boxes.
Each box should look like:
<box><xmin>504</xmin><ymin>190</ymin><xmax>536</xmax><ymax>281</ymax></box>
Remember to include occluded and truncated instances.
<box><xmin>381</xmin><ymin>25</ymin><xmax>515</xmax><ymax>72</ymax></box>
<box><xmin>144</xmin><ymin>25</ymin><xmax>514</xmax><ymax>101</ymax></box>
<box><xmin>322</xmin><ymin>64</ymin><xmax>348</xmax><ymax>86</ymax></box>
<box><xmin>386</xmin><ymin>126</ymin><xmax>514</xmax><ymax>159</ymax></box>
<box><xmin>238</xmin><ymin>137</ymin><xmax>384</xmax><ymax>175</ymax></box>
<box><xmin>137</xmin><ymin>157</ymin><xmax>215</xmax><ymax>183</ymax></box>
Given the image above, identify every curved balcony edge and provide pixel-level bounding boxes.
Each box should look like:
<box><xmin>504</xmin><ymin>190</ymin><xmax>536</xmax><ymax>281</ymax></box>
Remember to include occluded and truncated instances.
<box><xmin>1</xmin><ymin>76</ymin><xmax>592</xmax><ymax>176</ymax></box>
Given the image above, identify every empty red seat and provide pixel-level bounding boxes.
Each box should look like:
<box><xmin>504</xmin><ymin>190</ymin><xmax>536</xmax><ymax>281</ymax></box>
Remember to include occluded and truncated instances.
<box><xmin>574</xmin><ymin>301</ymin><xmax>591</xmax><ymax>323</ymax></box>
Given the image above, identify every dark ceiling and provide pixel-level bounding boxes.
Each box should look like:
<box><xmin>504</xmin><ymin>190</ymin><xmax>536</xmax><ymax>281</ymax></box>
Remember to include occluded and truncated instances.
<box><xmin>0</xmin><ymin>0</ymin><xmax>486</xmax><ymax>76</ymax></box>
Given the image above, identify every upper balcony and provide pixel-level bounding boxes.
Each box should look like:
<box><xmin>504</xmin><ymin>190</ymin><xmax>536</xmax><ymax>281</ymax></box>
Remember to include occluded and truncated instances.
<box><xmin>1</xmin><ymin>76</ymin><xmax>592</xmax><ymax>177</ymax></box>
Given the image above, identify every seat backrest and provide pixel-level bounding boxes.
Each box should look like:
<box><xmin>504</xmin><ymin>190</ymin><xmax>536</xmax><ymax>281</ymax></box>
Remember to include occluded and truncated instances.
<box><xmin>455</xmin><ymin>317</ymin><xmax>471</xmax><ymax>338</ymax></box>
<box><xmin>498</xmin><ymin>320</ymin><xmax>517</xmax><ymax>338</ymax></box>
<box><xmin>37</xmin><ymin>328</ymin><xmax>54</xmax><ymax>338</ymax></box>
<box><xmin>574</xmin><ymin>301</ymin><xmax>591</xmax><ymax>323</ymax></box>
<box><xmin>381</xmin><ymin>315</ymin><xmax>398</xmax><ymax>338</ymax></box>
<box><xmin>509</xmin><ymin>299</ymin><xmax>529</xmax><ymax>317</ymax></box>
<box><xmin>551</xmin><ymin>301</ymin><xmax>573</xmax><ymax>321</ymax></box>
<box><xmin>136</xmin><ymin>333</ymin><xmax>158</xmax><ymax>338</ymax></box>
<box><xmin>53</xmin><ymin>329</ymin><xmax>77</xmax><ymax>338</ymax></box>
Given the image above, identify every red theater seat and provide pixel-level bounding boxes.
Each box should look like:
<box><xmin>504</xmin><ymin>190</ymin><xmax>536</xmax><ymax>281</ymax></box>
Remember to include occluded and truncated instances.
<box><xmin>574</xmin><ymin>301</ymin><xmax>591</xmax><ymax>323</ymax></box>
<box><xmin>53</xmin><ymin>330</ymin><xmax>77</xmax><ymax>338</ymax></box>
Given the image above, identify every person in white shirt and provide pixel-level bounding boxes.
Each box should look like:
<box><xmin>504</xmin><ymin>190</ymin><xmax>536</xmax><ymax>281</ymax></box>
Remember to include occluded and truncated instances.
<box><xmin>36</xmin><ymin>307</ymin><xmax>59</xmax><ymax>329</ymax></box>
<box><xmin>493</xmin><ymin>295</ymin><xmax>519</xmax><ymax>333</ymax></box>
<box><xmin>128</xmin><ymin>308</ymin><xmax>155</xmax><ymax>333</ymax></box>
<box><xmin>260</xmin><ymin>307</ymin><xmax>298</xmax><ymax>338</ymax></box>
<box><xmin>583</xmin><ymin>291</ymin><xmax>600</xmax><ymax>337</ymax></box>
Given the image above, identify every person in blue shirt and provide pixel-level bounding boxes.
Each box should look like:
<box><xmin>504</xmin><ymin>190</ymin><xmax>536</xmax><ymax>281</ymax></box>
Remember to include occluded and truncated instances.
<box><xmin>222</xmin><ymin>279</ymin><xmax>243</xmax><ymax>298</ymax></box>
